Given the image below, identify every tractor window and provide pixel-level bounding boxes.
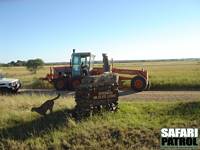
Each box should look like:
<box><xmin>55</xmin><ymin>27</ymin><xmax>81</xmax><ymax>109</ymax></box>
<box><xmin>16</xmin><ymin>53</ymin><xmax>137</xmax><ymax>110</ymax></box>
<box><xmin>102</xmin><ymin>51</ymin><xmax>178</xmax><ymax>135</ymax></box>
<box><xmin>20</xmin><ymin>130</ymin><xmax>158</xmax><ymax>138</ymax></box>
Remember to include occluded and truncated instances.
<box><xmin>73</xmin><ymin>56</ymin><xmax>79</xmax><ymax>65</ymax></box>
<box><xmin>72</xmin><ymin>56</ymin><xmax>80</xmax><ymax>73</ymax></box>
<box><xmin>81</xmin><ymin>57</ymin><xmax>87</xmax><ymax>65</ymax></box>
<box><xmin>90</xmin><ymin>56</ymin><xmax>95</xmax><ymax>70</ymax></box>
<box><xmin>81</xmin><ymin>56</ymin><xmax>90</xmax><ymax>66</ymax></box>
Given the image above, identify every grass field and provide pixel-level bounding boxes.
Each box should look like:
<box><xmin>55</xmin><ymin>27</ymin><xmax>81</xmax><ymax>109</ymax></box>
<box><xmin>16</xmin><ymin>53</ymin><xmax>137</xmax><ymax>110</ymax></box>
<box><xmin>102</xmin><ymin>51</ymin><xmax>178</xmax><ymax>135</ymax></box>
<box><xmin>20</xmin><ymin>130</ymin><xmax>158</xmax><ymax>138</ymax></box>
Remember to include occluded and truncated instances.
<box><xmin>0</xmin><ymin>60</ymin><xmax>200</xmax><ymax>90</ymax></box>
<box><xmin>0</xmin><ymin>61</ymin><xmax>199</xmax><ymax>149</ymax></box>
<box><xmin>0</xmin><ymin>66</ymin><xmax>53</xmax><ymax>89</ymax></box>
<box><xmin>114</xmin><ymin>60</ymin><xmax>200</xmax><ymax>90</ymax></box>
<box><xmin>0</xmin><ymin>94</ymin><xmax>200</xmax><ymax>149</ymax></box>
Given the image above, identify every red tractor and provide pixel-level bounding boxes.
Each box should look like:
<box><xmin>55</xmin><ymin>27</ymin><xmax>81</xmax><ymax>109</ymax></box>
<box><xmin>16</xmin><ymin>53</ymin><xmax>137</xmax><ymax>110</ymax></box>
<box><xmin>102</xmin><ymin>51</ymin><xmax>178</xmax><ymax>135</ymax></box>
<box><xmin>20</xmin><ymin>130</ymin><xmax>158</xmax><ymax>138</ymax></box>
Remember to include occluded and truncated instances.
<box><xmin>43</xmin><ymin>49</ymin><xmax>150</xmax><ymax>91</ymax></box>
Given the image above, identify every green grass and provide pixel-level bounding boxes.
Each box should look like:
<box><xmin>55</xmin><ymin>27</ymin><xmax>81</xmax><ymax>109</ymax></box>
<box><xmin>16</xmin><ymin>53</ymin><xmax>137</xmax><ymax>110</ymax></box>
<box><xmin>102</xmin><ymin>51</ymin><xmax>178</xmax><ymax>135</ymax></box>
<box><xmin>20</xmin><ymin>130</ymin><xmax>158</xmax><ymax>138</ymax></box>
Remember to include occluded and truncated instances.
<box><xmin>0</xmin><ymin>60</ymin><xmax>200</xmax><ymax>90</ymax></box>
<box><xmin>0</xmin><ymin>94</ymin><xmax>200</xmax><ymax>149</ymax></box>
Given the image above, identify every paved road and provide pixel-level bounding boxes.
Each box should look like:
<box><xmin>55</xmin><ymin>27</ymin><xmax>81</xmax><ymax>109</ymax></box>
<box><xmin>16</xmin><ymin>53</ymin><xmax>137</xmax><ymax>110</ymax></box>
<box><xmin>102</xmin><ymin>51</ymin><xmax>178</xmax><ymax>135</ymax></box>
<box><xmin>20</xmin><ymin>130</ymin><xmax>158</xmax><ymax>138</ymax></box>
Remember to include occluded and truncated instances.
<box><xmin>19</xmin><ymin>89</ymin><xmax>200</xmax><ymax>101</ymax></box>
<box><xmin>119</xmin><ymin>91</ymin><xmax>200</xmax><ymax>101</ymax></box>
<box><xmin>19</xmin><ymin>89</ymin><xmax>75</xmax><ymax>96</ymax></box>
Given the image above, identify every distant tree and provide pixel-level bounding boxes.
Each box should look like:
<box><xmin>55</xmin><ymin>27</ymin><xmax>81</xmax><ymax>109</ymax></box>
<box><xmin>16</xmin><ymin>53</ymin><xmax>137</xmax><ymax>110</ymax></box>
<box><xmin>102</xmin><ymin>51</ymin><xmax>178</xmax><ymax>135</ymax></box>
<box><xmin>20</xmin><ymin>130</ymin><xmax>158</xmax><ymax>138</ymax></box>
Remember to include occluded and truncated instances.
<box><xmin>15</xmin><ymin>60</ymin><xmax>27</xmax><ymax>66</ymax></box>
<box><xmin>26</xmin><ymin>58</ymin><xmax>44</xmax><ymax>74</ymax></box>
<box><xmin>8</xmin><ymin>61</ymin><xmax>16</xmax><ymax>66</ymax></box>
<box><xmin>7</xmin><ymin>60</ymin><xmax>27</xmax><ymax>66</ymax></box>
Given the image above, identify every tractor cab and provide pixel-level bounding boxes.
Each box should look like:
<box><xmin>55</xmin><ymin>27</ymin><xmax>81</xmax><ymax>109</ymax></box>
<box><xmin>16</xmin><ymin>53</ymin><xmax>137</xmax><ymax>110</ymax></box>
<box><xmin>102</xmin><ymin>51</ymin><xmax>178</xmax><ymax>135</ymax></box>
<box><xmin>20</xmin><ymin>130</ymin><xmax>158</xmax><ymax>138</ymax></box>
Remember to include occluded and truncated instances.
<box><xmin>71</xmin><ymin>50</ymin><xmax>95</xmax><ymax>77</ymax></box>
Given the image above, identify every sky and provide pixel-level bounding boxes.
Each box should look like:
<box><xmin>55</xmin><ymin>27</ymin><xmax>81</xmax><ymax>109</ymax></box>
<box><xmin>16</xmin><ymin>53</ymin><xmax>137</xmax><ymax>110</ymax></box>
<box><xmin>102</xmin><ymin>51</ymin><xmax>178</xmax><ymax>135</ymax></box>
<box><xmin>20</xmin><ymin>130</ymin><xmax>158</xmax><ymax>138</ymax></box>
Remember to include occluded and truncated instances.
<box><xmin>0</xmin><ymin>0</ymin><xmax>200</xmax><ymax>63</ymax></box>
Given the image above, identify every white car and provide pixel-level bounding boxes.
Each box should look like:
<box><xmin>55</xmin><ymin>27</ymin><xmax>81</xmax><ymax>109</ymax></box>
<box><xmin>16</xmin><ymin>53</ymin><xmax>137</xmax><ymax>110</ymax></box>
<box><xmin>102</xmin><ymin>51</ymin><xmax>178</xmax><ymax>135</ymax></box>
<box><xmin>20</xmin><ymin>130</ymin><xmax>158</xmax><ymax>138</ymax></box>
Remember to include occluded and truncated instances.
<box><xmin>0</xmin><ymin>74</ymin><xmax>21</xmax><ymax>93</ymax></box>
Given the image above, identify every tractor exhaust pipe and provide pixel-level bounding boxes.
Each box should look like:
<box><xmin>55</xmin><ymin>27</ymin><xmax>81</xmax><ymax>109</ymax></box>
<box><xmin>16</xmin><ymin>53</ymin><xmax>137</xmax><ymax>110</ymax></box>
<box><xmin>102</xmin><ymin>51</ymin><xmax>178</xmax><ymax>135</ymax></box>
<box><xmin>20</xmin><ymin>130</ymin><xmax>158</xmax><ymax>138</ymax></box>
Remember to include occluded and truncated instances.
<box><xmin>102</xmin><ymin>53</ymin><xmax>110</xmax><ymax>72</ymax></box>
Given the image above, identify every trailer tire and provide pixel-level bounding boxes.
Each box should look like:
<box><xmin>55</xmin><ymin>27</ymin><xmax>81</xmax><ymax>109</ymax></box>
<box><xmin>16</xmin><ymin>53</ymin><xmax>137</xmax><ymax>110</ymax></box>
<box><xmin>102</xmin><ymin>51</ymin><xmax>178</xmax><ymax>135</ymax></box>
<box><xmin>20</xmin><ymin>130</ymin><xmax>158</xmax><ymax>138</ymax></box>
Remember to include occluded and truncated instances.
<box><xmin>131</xmin><ymin>76</ymin><xmax>147</xmax><ymax>92</ymax></box>
<box><xmin>54</xmin><ymin>79</ymin><xmax>66</xmax><ymax>90</ymax></box>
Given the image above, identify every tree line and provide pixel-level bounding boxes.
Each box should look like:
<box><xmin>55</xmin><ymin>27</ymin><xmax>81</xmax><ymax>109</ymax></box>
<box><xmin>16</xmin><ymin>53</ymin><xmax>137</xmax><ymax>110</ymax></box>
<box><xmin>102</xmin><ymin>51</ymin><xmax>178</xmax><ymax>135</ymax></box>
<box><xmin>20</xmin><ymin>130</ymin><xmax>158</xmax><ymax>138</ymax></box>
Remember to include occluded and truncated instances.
<box><xmin>0</xmin><ymin>58</ymin><xmax>44</xmax><ymax>74</ymax></box>
<box><xmin>1</xmin><ymin>60</ymin><xmax>27</xmax><ymax>67</ymax></box>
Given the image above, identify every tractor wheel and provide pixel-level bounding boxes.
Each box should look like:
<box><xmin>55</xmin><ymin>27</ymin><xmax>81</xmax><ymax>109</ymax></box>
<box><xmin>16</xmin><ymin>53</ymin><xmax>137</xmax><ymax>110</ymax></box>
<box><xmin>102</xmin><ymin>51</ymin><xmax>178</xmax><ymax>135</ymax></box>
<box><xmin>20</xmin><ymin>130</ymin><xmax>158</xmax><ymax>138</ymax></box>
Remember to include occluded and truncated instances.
<box><xmin>131</xmin><ymin>76</ymin><xmax>147</xmax><ymax>92</ymax></box>
<box><xmin>72</xmin><ymin>79</ymin><xmax>81</xmax><ymax>89</ymax></box>
<box><xmin>54</xmin><ymin>79</ymin><xmax>66</xmax><ymax>90</ymax></box>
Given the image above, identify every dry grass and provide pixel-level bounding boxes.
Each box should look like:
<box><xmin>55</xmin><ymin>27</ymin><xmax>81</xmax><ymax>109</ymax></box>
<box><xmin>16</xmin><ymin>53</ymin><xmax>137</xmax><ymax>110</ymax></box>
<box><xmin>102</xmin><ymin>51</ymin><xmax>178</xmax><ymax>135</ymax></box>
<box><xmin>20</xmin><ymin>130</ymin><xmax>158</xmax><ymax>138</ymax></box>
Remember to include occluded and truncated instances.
<box><xmin>0</xmin><ymin>94</ymin><xmax>200</xmax><ymax>149</ymax></box>
<box><xmin>0</xmin><ymin>66</ymin><xmax>53</xmax><ymax>89</ymax></box>
<box><xmin>0</xmin><ymin>60</ymin><xmax>200</xmax><ymax>90</ymax></box>
<box><xmin>113</xmin><ymin>60</ymin><xmax>200</xmax><ymax>90</ymax></box>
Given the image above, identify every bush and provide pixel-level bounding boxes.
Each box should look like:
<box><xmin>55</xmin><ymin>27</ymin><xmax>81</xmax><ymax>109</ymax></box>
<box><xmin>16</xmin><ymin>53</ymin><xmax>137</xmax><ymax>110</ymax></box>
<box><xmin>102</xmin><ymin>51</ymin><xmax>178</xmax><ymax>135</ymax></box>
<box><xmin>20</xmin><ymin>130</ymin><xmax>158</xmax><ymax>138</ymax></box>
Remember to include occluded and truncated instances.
<box><xmin>30</xmin><ymin>78</ymin><xmax>53</xmax><ymax>89</ymax></box>
<box><xmin>26</xmin><ymin>59</ymin><xmax>44</xmax><ymax>74</ymax></box>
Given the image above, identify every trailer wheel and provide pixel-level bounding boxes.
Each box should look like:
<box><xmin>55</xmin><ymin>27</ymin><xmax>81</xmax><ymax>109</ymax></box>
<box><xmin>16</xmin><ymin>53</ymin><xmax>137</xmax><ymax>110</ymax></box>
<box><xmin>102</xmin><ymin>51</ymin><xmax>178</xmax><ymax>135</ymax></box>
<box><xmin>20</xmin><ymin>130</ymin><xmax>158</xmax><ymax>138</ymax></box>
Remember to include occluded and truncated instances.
<box><xmin>54</xmin><ymin>79</ymin><xmax>65</xmax><ymax>90</ymax></box>
<box><xmin>131</xmin><ymin>76</ymin><xmax>147</xmax><ymax>92</ymax></box>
